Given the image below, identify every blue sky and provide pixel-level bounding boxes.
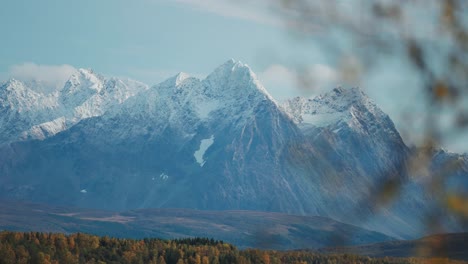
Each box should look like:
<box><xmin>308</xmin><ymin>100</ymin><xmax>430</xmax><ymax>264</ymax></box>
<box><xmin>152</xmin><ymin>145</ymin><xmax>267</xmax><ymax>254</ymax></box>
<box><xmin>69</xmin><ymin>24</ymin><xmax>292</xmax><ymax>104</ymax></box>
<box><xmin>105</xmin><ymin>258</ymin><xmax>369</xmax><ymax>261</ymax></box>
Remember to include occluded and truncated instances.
<box><xmin>0</xmin><ymin>0</ymin><xmax>331</xmax><ymax>96</ymax></box>
<box><xmin>0</xmin><ymin>0</ymin><xmax>466</xmax><ymax>152</ymax></box>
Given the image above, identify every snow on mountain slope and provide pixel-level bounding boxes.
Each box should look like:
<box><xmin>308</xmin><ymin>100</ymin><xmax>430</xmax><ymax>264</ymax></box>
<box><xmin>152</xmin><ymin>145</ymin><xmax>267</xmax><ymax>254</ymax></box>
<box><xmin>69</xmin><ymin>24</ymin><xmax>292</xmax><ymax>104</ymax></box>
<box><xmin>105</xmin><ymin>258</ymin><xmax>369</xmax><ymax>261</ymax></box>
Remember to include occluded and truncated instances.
<box><xmin>0</xmin><ymin>79</ymin><xmax>58</xmax><ymax>111</ymax></box>
<box><xmin>0</xmin><ymin>70</ymin><xmax>148</xmax><ymax>144</ymax></box>
<box><xmin>100</xmin><ymin>59</ymin><xmax>277</xmax><ymax>140</ymax></box>
<box><xmin>281</xmin><ymin>87</ymin><xmax>466</xmax><ymax>238</ymax></box>
<box><xmin>203</xmin><ymin>59</ymin><xmax>275</xmax><ymax>106</ymax></box>
<box><xmin>0</xmin><ymin>59</ymin><xmax>466</xmax><ymax>240</ymax></box>
<box><xmin>99</xmin><ymin>73</ymin><xmax>203</xmax><ymax>140</ymax></box>
<box><xmin>281</xmin><ymin>86</ymin><xmax>409</xmax><ymax>184</ymax></box>
<box><xmin>0</xmin><ymin>60</ymin><xmax>307</xmax><ymax>212</ymax></box>
<box><xmin>281</xmin><ymin>87</ymin><xmax>417</xmax><ymax>238</ymax></box>
<box><xmin>0</xmin><ymin>79</ymin><xmax>61</xmax><ymax>143</ymax></box>
<box><xmin>1</xmin><ymin>60</ymin><xmax>274</xmax><ymax>145</ymax></box>
<box><xmin>201</xmin><ymin>59</ymin><xmax>280</xmax><ymax>129</ymax></box>
<box><xmin>194</xmin><ymin>135</ymin><xmax>215</xmax><ymax>166</ymax></box>
<box><xmin>61</xmin><ymin>69</ymin><xmax>147</xmax><ymax>121</ymax></box>
<box><xmin>282</xmin><ymin>87</ymin><xmax>399</xmax><ymax>136</ymax></box>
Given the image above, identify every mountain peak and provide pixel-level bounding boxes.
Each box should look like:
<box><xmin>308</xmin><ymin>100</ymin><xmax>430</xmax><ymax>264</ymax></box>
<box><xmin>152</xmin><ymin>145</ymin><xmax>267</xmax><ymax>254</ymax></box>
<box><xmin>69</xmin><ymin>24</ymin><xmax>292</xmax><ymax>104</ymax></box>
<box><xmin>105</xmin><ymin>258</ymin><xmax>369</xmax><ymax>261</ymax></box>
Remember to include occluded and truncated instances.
<box><xmin>0</xmin><ymin>79</ymin><xmax>33</xmax><ymax>98</ymax></box>
<box><xmin>283</xmin><ymin>86</ymin><xmax>385</xmax><ymax>129</ymax></box>
<box><xmin>0</xmin><ymin>77</ymin><xmax>52</xmax><ymax>114</ymax></box>
<box><xmin>326</xmin><ymin>86</ymin><xmax>367</xmax><ymax>99</ymax></box>
<box><xmin>307</xmin><ymin>86</ymin><xmax>374</xmax><ymax>115</ymax></box>
<box><xmin>2</xmin><ymin>78</ymin><xmax>24</xmax><ymax>89</ymax></box>
<box><xmin>78</xmin><ymin>68</ymin><xmax>103</xmax><ymax>81</ymax></box>
<box><xmin>63</xmin><ymin>68</ymin><xmax>103</xmax><ymax>95</ymax></box>
<box><xmin>160</xmin><ymin>72</ymin><xmax>194</xmax><ymax>88</ymax></box>
<box><xmin>209</xmin><ymin>59</ymin><xmax>250</xmax><ymax>76</ymax></box>
<box><xmin>220</xmin><ymin>58</ymin><xmax>240</xmax><ymax>68</ymax></box>
<box><xmin>204</xmin><ymin>60</ymin><xmax>275</xmax><ymax>103</ymax></box>
<box><xmin>175</xmin><ymin>72</ymin><xmax>191</xmax><ymax>86</ymax></box>
<box><xmin>213</xmin><ymin>58</ymin><xmax>257</xmax><ymax>74</ymax></box>
<box><xmin>155</xmin><ymin>73</ymin><xmax>201</xmax><ymax>99</ymax></box>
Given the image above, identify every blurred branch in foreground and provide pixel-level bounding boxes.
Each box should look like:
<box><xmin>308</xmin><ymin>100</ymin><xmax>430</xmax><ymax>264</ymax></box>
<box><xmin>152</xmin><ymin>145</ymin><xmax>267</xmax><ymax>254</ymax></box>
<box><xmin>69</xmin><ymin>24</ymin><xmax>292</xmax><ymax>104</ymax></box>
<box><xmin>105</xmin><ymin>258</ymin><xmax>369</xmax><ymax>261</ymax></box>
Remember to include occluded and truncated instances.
<box><xmin>270</xmin><ymin>0</ymin><xmax>468</xmax><ymax>258</ymax></box>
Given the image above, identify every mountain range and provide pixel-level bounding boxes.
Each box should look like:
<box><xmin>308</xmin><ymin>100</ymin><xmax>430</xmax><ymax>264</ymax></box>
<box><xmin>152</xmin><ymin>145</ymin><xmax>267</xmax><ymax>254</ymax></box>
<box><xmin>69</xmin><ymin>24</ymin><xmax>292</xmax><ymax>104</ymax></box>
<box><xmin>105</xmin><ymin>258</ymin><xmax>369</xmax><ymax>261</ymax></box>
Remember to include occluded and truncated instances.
<box><xmin>0</xmin><ymin>59</ymin><xmax>466</xmax><ymax>242</ymax></box>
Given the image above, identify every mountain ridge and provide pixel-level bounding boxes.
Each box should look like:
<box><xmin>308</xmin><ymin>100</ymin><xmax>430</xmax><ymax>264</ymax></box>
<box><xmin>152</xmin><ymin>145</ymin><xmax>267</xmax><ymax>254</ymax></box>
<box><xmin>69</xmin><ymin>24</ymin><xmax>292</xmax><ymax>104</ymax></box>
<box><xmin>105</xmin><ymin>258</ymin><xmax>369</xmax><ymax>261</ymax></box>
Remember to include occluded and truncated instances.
<box><xmin>0</xmin><ymin>70</ymin><xmax>148</xmax><ymax>145</ymax></box>
<box><xmin>0</xmin><ymin>60</ymin><xmax>466</xmax><ymax>240</ymax></box>
<box><xmin>0</xmin><ymin>199</ymin><xmax>394</xmax><ymax>250</ymax></box>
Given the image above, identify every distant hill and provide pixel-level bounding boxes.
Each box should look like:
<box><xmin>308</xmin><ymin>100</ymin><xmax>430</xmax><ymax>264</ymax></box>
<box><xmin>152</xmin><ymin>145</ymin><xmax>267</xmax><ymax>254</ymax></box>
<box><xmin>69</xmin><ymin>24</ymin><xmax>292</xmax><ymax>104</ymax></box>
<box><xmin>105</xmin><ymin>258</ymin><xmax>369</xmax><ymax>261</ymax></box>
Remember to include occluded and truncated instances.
<box><xmin>0</xmin><ymin>200</ymin><xmax>392</xmax><ymax>250</ymax></box>
<box><xmin>320</xmin><ymin>233</ymin><xmax>468</xmax><ymax>261</ymax></box>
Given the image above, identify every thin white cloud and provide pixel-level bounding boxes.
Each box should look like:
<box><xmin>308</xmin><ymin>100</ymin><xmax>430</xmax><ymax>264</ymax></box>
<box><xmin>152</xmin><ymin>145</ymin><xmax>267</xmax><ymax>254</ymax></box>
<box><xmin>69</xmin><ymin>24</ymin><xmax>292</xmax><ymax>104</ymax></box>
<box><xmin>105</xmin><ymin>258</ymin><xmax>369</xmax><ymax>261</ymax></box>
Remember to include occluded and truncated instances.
<box><xmin>258</xmin><ymin>63</ymin><xmax>339</xmax><ymax>101</ymax></box>
<box><xmin>301</xmin><ymin>64</ymin><xmax>339</xmax><ymax>91</ymax></box>
<box><xmin>173</xmin><ymin>0</ymin><xmax>283</xmax><ymax>27</ymax></box>
<box><xmin>258</xmin><ymin>64</ymin><xmax>297</xmax><ymax>101</ymax></box>
<box><xmin>7</xmin><ymin>63</ymin><xmax>77</xmax><ymax>91</ymax></box>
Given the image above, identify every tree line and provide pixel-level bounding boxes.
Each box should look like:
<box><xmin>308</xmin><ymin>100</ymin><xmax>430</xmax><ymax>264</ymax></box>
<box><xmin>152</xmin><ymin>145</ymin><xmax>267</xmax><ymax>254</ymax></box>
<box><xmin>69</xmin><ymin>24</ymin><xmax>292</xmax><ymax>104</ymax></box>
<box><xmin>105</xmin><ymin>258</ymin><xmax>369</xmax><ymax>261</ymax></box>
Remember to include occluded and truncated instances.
<box><xmin>0</xmin><ymin>231</ymin><xmax>464</xmax><ymax>264</ymax></box>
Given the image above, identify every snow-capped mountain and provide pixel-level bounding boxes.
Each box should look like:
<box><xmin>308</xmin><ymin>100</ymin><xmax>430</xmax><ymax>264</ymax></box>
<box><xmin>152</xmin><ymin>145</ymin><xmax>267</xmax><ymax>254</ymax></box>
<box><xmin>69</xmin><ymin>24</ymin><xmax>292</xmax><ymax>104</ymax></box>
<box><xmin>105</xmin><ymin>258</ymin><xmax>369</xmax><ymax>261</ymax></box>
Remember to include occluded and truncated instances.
<box><xmin>283</xmin><ymin>87</ymin><xmax>398</xmax><ymax>133</ymax></box>
<box><xmin>0</xmin><ymin>69</ymin><xmax>148</xmax><ymax>144</ymax></box>
<box><xmin>282</xmin><ymin>87</ymin><xmax>409</xmax><ymax>186</ymax></box>
<box><xmin>61</xmin><ymin>69</ymin><xmax>148</xmax><ymax>122</ymax></box>
<box><xmin>282</xmin><ymin>88</ymin><xmax>466</xmax><ymax>237</ymax></box>
<box><xmin>103</xmin><ymin>59</ymin><xmax>276</xmax><ymax>131</ymax></box>
<box><xmin>0</xmin><ymin>79</ymin><xmax>60</xmax><ymax>144</ymax></box>
<box><xmin>18</xmin><ymin>60</ymin><xmax>305</xmax><ymax>212</ymax></box>
<box><xmin>280</xmin><ymin>87</ymin><xmax>415</xmax><ymax>236</ymax></box>
<box><xmin>0</xmin><ymin>60</ymin><xmax>466</xmax><ymax>240</ymax></box>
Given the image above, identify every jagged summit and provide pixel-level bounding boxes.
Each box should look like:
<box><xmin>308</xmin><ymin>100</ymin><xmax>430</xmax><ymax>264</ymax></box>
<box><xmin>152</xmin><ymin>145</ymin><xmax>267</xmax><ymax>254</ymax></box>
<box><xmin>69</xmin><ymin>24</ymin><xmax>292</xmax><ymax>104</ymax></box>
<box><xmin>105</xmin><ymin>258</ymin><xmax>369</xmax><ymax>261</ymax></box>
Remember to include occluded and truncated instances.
<box><xmin>0</xmin><ymin>78</ymin><xmax>52</xmax><ymax>111</ymax></box>
<box><xmin>205</xmin><ymin>59</ymin><xmax>252</xmax><ymax>85</ymax></box>
<box><xmin>282</xmin><ymin>86</ymin><xmax>392</xmax><ymax>132</ymax></box>
<box><xmin>0</xmin><ymin>62</ymin><xmax>387</xmax><ymax>144</ymax></box>
<box><xmin>62</xmin><ymin>68</ymin><xmax>104</xmax><ymax>95</ymax></box>
<box><xmin>105</xmin><ymin>60</ymin><xmax>281</xmax><ymax>137</ymax></box>
<box><xmin>1</xmin><ymin>78</ymin><xmax>30</xmax><ymax>93</ymax></box>
<box><xmin>174</xmin><ymin>72</ymin><xmax>191</xmax><ymax>86</ymax></box>
<box><xmin>159</xmin><ymin>72</ymin><xmax>197</xmax><ymax>89</ymax></box>
<box><xmin>313</xmin><ymin>86</ymin><xmax>371</xmax><ymax>110</ymax></box>
<box><xmin>204</xmin><ymin>59</ymin><xmax>275</xmax><ymax>103</ymax></box>
<box><xmin>0</xmin><ymin>69</ymin><xmax>147</xmax><ymax>145</ymax></box>
<box><xmin>154</xmin><ymin>59</ymin><xmax>277</xmax><ymax>108</ymax></box>
<box><xmin>1</xmin><ymin>78</ymin><xmax>22</xmax><ymax>87</ymax></box>
<box><xmin>0</xmin><ymin>79</ymin><xmax>24</xmax><ymax>100</ymax></box>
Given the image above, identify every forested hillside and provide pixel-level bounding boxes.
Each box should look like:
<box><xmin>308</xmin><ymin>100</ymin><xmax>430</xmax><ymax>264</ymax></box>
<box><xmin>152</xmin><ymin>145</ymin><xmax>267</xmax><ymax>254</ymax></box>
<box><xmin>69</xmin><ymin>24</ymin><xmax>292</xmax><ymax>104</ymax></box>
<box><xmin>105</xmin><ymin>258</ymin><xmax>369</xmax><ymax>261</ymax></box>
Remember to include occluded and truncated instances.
<box><xmin>0</xmin><ymin>231</ymin><xmax>466</xmax><ymax>264</ymax></box>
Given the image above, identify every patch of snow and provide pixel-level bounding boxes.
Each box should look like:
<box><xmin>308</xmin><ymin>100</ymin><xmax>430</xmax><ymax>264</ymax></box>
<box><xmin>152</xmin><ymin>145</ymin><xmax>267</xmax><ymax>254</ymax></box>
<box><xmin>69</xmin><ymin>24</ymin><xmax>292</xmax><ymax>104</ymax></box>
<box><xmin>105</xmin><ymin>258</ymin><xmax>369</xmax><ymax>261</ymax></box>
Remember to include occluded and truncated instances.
<box><xmin>23</xmin><ymin>117</ymin><xmax>67</xmax><ymax>140</ymax></box>
<box><xmin>160</xmin><ymin>173</ymin><xmax>169</xmax><ymax>180</ymax></box>
<box><xmin>332</xmin><ymin>128</ymin><xmax>342</xmax><ymax>133</ymax></box>
<box><xmin>175</xmin><ymin>72</ymin><xmax>190</xmax><ymax>86</ymax></box>
<box><xmin>194</xmin><ymin>135</ymin><xmax>215</xmax><ymax>166</ymax></box>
